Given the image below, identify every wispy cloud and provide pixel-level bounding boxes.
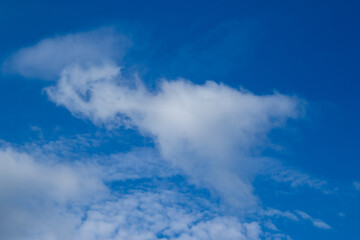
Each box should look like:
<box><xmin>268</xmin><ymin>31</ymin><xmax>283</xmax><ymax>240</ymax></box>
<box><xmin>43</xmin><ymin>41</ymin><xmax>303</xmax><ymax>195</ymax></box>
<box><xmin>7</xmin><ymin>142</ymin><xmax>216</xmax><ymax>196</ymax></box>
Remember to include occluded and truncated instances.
<box><xmin>295</xmin><ymin>210</ymin><xmax>331</xmax><ymax>230</ymax></box>
<box><xmin>262</xmin><ymin>162</ymin><xmax>328</xmax><ymax>192</ymax></box>
<box><xmin>0</xmin><ymin>135</ymin><xmax>330</xmax><ymax>240</ymax></box>
<box><xmin>76</xmin><ymin>190</ymin><xmax>262</xmax><ymax>240</ymax></box>
<box><xmin>263</xmin><ymin>208</ymin><xmax>299</xmax><ymax>221</ymax></box>
<box><xmin>0</xmin><ymin>141</ymin><xmax>264</xmax><ymax>240</ymax></box>
<box><xmin>263</xmin><ymin>208</ymin><xmax>331</xmax><ymax>231</ymax></box>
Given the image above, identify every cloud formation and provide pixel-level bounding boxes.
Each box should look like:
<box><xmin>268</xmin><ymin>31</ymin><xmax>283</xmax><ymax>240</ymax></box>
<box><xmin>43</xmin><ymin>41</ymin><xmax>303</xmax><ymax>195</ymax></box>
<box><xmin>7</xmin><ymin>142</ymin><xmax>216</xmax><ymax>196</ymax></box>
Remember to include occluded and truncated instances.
<box><xmin>76</xmin><ymin>190</ymin><xmax>262</xmax><ymax>240</ymax></box>
<box><xmin>0</xmin><ymin>142</ymin><xmax>266</xmax><ymax>240</ymax></box>
<box><xmin>295</xmin><ymin>211</ymin><xmax>331</xmax><ymax>230</ymax></box>
<box><xmin>2</xmin><ymin>28</ymin><xmax>332</xmax><ymax>239</ymax></box>
<box><xmin>43</xmin><ymin>63</ymin><xmax>301</xmax><ymax>209</ymax></box>
<box><xmin>3</xmin><ymin>28</ymin><xmax>131</xmax><ymax>80</ymax></box>
<box><xmin>0</xmin><ymin>145</ymin><xmax>106</xmax><ymax>240</ymax></box>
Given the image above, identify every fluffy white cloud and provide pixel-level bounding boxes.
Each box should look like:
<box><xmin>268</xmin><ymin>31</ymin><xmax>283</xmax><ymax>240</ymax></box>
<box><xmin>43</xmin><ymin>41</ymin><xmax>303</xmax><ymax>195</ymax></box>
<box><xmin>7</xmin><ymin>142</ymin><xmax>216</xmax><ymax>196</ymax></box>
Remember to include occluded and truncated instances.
<box><xmin>3</xmin><ymin>28</ymin><xmax>131</xmax><ymax>80</ymax></box>
<box><xmin>0</xmin><ymin>146</ymin><xmax>106</xmax><ymax>203</ymax></box>
<box><xmin>44</xmin><ymin>64</ymin><xmax>302</xmax><ymax>209</ymax></box>
<box><xmin>0</xmin><ymin>145</ymin><xmax>107</xmax><ymax>240</ymax></box>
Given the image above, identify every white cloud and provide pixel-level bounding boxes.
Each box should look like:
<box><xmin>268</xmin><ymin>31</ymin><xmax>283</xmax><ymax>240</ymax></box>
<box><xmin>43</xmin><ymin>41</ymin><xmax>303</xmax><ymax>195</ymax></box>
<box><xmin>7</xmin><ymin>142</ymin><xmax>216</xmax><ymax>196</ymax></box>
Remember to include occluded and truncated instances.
<box><xmin>0</xmin><ymin>146</ymin><xmax>106</xmax><ymax>203</ymax></box>
<box><xmin>0</xmin><ymin>133</ymin><xmax>332</xmax><ymax>240</ymax></box>
<box><xmin>262</xmin><ymin>208</ymin><xmax>331</xmax><ymax>231</ymax></box>
<box><xmin>0</xmin><ymin>145</ymin><xmax>107</xmax><ymax>240</ymax></box>
<box><xmin>295</xmin><ymin>210</ymin><xmax>331</xmax><ymax>230</ymax></box>
<box><xmin>0</xmin><ymin>142</ymin><xmax>264</xmax><ymax>240</ymax></box>
<box><xmin>353</xmin><ymin>181</ymin><xmax>360</xmax><ymax>191</ymax></box>
<box><xmin>43</xmin><ymin>64</ymin><xmax>302</xmax><ymax>209</ymax></box>
<box><xmin>264</xmin><ymin>233</ymin><xmax>292</xmax><ymax>240</ymax></box>
<box><xmin>76</xmin><ymin>190</ymin><xmax>262</xmax><ymax>240</ymax></box>
<box><xmin>96</xmin><ymin>149</ymin><xmax>180</xmax><ymax>181</ymax></box>
<box><xmin>2</xmin><ymin>28</ymin><xmax>333</xmax><ymax>239</ymax></box>
<box><xmin>21</xmin><ymin>134</ymin><xmax>179</xmax><ymax>181</ymax></box>
<box><xmin>263</xmin><ymin>208</ymin><xmax>331</xmax><ymax>231</ymax></box>
<box><xmin>0</xmin><ymin>137</ymin><xmax>327</xmax><ymax>240</ymax></box>
<box><xmin>3</xmin><ymin>28</ymin><xmax>131</xmax><ymax>80</ymax></box>
<box><xmin>263</xmin><ymin>162</ymin><xmax>328</xmax><ymax>191</ymax></box>
<box><xmin>263</xmin><ymin>208</ymin><xmax>299</xmax><ymax>222</ymax></box>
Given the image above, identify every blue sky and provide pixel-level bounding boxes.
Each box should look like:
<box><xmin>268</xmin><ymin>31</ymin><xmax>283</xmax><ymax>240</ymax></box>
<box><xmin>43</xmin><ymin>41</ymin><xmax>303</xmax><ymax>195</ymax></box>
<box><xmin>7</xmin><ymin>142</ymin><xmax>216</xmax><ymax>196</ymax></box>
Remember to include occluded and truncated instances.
<box><xmin>0</xmin><ymin>0</ymin><xmax>359</xmax><ymax>239</ymax></box>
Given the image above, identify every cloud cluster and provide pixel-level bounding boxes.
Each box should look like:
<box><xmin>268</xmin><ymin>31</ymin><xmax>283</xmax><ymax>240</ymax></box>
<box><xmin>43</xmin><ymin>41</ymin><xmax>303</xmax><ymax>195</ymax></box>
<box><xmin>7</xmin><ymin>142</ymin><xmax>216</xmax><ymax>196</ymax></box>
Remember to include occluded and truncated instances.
<box><xmin>0</xmin><ymin>138</ymin><xmax>330</xmax><ymax>240</ymax></box>
<box><xmin>0</xmin><ymin>142</ymin><xmax>265</xmax><ymax>240</ymax></box>
<box><xmin>1</xmin><ymin>28</ymin><xmax>332</xmax><ymax>239</ymax></box>
<box><xmin>76</xmin><ymin>190</ymin><xmax>262</xmax><ymax>240</ymax></box>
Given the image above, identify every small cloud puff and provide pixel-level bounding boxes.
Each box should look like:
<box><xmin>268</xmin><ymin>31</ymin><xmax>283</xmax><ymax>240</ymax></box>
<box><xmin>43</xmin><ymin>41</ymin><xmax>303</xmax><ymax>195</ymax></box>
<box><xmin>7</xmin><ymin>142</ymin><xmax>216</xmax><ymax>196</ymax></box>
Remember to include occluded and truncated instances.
<box><xmin>353</xmin><ymin>181</ymin><xmax>360</xmax><ymax>191</ymax></box>
<box><xmin>3</xmin><ymin>28</ymin><xmax>131</xmax><ymax>80</ymax></box>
